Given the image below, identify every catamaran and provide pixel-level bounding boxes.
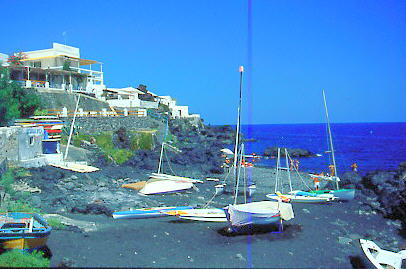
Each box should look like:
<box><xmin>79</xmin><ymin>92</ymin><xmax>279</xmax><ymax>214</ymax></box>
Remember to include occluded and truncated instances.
<box><xmin>266</xmin><ymin>148</ymin><xmax>335</xmax><ymax>203</ymax></box>
<box><xmin>309</xmin><ymin>90</ymin><xmax>355</xmax><ymax>201</ymax></box>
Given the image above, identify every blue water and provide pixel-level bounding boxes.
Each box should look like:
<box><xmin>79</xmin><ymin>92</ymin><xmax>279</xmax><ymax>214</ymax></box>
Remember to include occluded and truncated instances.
<box><xmin>230</xmin><ymin>122</ymin><xmax>406</xmax><ymax>174</ymax></box>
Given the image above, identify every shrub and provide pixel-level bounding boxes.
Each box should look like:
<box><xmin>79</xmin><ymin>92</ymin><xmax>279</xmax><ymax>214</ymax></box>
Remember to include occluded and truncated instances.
<box><xmin>3</xmin><ymin>200</ymin><xmax>40</xmax><ymax>213</ymax></box>
<box><xmin>46</xmin><ymin>217</ymin><xmax>66</xmax><ymax>229</ymax></box>
<box><xmin>0</xmin><ymin>250</ymin><xmax>50</xmax><ymax>267</ymax></box>
<box><xmin>130</xmin><ymin>131</ymin><xmax>154</xmax><ymax>150</ymax></box>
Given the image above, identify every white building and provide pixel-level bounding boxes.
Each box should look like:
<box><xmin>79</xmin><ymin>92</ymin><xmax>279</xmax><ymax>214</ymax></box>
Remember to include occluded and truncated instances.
<box><xmin>3</xmin><ymin>42</ymin><xmax>105</xmax><ymax>98</ymax></box>
<box><xmin>158</xmin><ymin>96</ymin><xmax>200</xmax><ymax>119</ymax></box>
<box><xmin>105</xmin><ymin>87</ymin><xmax>159</xmax><ymax>109</ymax></box>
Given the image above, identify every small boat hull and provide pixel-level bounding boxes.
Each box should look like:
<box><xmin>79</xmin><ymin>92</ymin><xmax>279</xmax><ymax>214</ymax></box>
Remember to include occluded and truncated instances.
<box><xmin>139</xmin><ymin>180</ymin><xmax>194</xmax><ymax>195</ymax></box>
<box><xmin>266</xmin><ymin>193</ymin><xmax>334</xmax><ymax>203</ymax></box>
<box><xmin>0</xmin><ymin>213</ymin><xmax>52</xmax><ymax>250</ymax></box>
<box><xmin>112</xmin><ymin>206</ymin><xmax>194</xmax><ymax>219</ymax></box>
<box><xmin>360</xmin><ymin>239</ymin><xmax>405</xmax><ymax>269</ymax></box>
<box><xmin>164</xmin><ymin>208</ymin><xmax>227</xmax><ymax>222</ymax></box>
<box><xmin>224</xmin><ymin>201</ymin><xmax>288</xmax><ymax>227</ymax></box>
<box><xmin>311</xmin><ymin>189</ymin><xmax>355</xmax><ymax>201</ymax></box>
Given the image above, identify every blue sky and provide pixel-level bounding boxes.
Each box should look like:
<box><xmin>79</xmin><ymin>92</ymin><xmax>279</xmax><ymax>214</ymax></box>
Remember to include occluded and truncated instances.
<box><xmin>1</xmin><ymin>0</ymin><xmax>405</xmax><ymax>124</ymax></box>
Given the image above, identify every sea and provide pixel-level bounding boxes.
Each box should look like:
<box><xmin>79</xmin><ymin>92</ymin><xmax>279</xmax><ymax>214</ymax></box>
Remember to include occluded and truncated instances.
<box><xmin>230</xmin><ymin>122</ymin><xmax>406</xmax><ymax>175</ymax></box>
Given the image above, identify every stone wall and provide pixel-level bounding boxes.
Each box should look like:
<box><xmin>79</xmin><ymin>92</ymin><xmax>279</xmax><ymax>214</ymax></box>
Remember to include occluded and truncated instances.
<box><xmin>62</xmin><ymin>116</ymin><xmax>165</xmax><ymax>136</ymax></box>
<box><xmin>33</xmin><ymin>89</ymin><xmax>111</xmax><ymax>111</ymax></box>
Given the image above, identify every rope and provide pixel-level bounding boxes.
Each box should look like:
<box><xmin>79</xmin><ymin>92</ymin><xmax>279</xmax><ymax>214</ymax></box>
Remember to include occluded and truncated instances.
<box><xmin>202</xmin><ymin>192</ymin><xmax>218</xmax><ymax>208</ymax></box>
<box><xmin>163</xmin><ymin>147</ymin><xmax>176</xmax><ymax>175</ymax></box>
<box><xmin>287</xmin><ymin>153</ymin><xmax>313</xmax><ymax>191</ymax></box>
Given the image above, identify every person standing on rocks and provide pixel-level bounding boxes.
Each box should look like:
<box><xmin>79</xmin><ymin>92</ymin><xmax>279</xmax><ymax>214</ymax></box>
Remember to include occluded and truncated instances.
<box><xmin>328</xmin><ymin>164</ymin><xmax>335</xmax><ymax>176</ymax></box>
<box><xmin>312</xmin><ymin>176</ymin><xmax>320</xmax><ymax>190</ymax></box>
<box><xmin>290</xmin><ymin>159</ymin><xmax>294</xmax><ymax>171</ymax></box>
<box><xmin>295</xmin><ymin>159</ymin><xmax>300</xmax><ymax>171</ymax></box>
<box><xmin>351</xmin><ymin>162</ymin><xmax>358</xmax><ymax>172</ymax></box>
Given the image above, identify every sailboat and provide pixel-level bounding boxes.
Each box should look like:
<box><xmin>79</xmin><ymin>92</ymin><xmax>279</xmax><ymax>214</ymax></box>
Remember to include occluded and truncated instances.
<box><xmin>138</xmin><ymin>121</ymin><xmax>199</xmax><ymax>195</ymax></box>
<box><xmin>223</xmin><ymin>66</ymin><xmax>294</xmax><ymax>230</ymax></box>
<box><xmin>310</xmin><ymin>90</ymin><xmax>355</xmax><ymax>201</ymax></box>
<box><xmin>266</xmin><ymin>148</ymin><xmax>335</xmax><ymax>203</ymax></box>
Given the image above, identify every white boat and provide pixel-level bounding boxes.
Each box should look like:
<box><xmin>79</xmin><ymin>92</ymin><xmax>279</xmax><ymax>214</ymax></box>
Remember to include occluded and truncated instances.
<box><xmin>360</xmin><ymin>239</ymin><xmax>406</xmax><ymax>269</ymax></box>
<box><xmin>266</xmin><ymin>191</ymin><xmax>334</xmax><ymax>203</ymax></box>
<box><xmin>149</xmin><ymin>173</ymin><xmax>203</xmax><ymax>183</ymax></box>
<box><xmin>225</xmin><ymin>201</ymin><xmax>293</xmax><ymax>227</ymax></box>
<box><xmin>163</xmin><ymin>208</ymin><xmax>227</xmax><ymax>222</ymax></box>
<box><xmin>112</xmin><ymin>206</ymin><xmax>194</xmax><ymax>219</ymax></box>
<box><xmin>223</xmin><ymin>67</ymin><xmax>293</xmax><ymax>230</ymax></box>
<box><xmin>139</xmin><ymin>179</ymin><xmax>193</xmax><ymax>195</ymax></box>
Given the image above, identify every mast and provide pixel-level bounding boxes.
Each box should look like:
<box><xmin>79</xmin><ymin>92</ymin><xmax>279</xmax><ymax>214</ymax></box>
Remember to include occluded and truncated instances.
<box><xmin>322</xmin><ymin>90</ymin><xmax>339</xmax><ymax>190</ymax></box>
<box><xmin>274</xmin><ymin>148</ymin><xmax>280</xmax><ymax>193</ymax></box>
<box><xmin>285</xmin><ymin>148</ymin><xmax>293</xmax><ymax>192</ymax></box>
<box><xmin>64</xmin><ymin>94</ymin><xmax>81</xmax><ymax>160</ymax></box>
<box><xmin>157</xmin><ymin>114</ymin><xmax>169</xmax><ymax>174</ymax></box>
<box><xmin>233</xmin><ymin>66</ymin><xmax>244</xmax><ymax>188</ymax></box>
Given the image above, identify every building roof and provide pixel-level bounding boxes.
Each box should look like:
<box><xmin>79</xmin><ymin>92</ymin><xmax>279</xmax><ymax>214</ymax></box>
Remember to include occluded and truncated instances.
<box><xmin>20</xmin><ymin>55</ymin><xmax>99</xmax><ymax>66</ymax></box>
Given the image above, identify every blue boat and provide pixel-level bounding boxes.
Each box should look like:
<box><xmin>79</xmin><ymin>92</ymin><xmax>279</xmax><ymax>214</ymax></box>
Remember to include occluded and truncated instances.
<box><xmin>112</xmin><ymin>206</ymin><xmax>194</xmax><ymax>219</ymax></box>
<box><xmin>0</xmin><ymin>212</ymin><xmax>52</xmax><ymax>250</ymax></box>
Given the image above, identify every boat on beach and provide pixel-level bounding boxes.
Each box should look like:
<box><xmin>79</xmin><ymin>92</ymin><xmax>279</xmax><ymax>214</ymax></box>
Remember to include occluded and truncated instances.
<box><xmin>138</xmin><ymin>178</ymin><xmax>194</xmax><ymax>195</ymax></box>
<box><xmin>0</xmin><ymin>212</ymin><xmax>52</xmax><ymax>250</ymax></box>
<box><xmin>112</xmin><ymin>206</ymin><xmax>194</xmax><ymax>219</ymax></box>
<box><xmin>163</xmin><ymin>208</ymin><xmax>227</xmax><ymax>222</ymax></box>
<box><xmin>309</xmin><ymin>90</ymin><xmax>355</xmax><ymax>201</ymax></box>
<box><xmin>266</xmin><ymin>148</ymin><xmax>335</xmax><ymax>203</ymax></box>
<box><xmin>360</xmin><ymin>239</ymin><xmax>406</xmax><ymax>269</ymax></box>
<box><xmin>223</xmin><ymin>67</ymin><xmax>294</xmax><ymax>230</ymax></box>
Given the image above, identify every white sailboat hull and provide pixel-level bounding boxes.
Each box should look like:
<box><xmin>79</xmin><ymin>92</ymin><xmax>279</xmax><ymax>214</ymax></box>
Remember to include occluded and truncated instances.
<box><xmin>139</xmin><ymin>180</ymin><xmax>194</xmax><ymax>195</ymax></box>
<box><xmin>149</xmin><ymin>173</ymin><xmax>203</xmax><ymax>183</ymax></box>
<box><xmin>266</xmin><ymin>193</ymin><xmax>334</xmax><ymax>203</ymax></box>
<box><xmin>360</xmin><ymin>239</ymin><xmax>405</xmax><ymax>269</ymax></box>
<box><xmin>163</xmin><ymin>208</ymin><xmax>227</xmax><ymax>222</ymax></box>
<box><xmin>225</xmin><ymin>201</ymin><xmax>293</xmax><ymax>227</ymax></box>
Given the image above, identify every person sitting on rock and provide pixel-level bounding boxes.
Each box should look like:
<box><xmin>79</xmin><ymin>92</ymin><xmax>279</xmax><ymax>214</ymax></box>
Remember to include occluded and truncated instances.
<box><xmin>351</xmin><ymin>162</ymin><xmax>358</xmax><ymax>172</ymax></box>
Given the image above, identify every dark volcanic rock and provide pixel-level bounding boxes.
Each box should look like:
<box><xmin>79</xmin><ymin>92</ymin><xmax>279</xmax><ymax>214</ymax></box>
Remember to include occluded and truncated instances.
<box><xmin>71</xmin><ymin>203</ymin><xmax>113</xmax><ymax>217</ymax></box>
<box><xmin>340</xmin><ymin>171</ymin><xmax>363</xmax><ymax>188</ymax></box>
<box><xmin>125</xmin><ymin>149</ymin><xmax>160</xmax><ymax>170</ymax></box>
<box><xmin>360</xmin><ymin>163</ymin><xmax>406</xmax><ymax>226</ymax></box>
<box><xmin>263</xmin><ymin>147</ymin><xmax>315</xmax><ymax>158</ymax></box>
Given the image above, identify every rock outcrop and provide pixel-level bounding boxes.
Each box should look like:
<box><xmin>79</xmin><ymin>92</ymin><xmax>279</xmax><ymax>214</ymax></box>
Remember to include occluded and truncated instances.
<box><xmin>263</xmin><ymin>147</ymin><xmax>315</xmax><ymax>158</ymax></box>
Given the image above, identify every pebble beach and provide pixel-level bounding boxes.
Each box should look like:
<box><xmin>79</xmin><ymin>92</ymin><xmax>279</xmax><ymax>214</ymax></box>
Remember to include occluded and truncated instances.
<box><xmin>33</xmin><ymin>165</ymin><xmax>405</xmax><ymax>268</ymax></box>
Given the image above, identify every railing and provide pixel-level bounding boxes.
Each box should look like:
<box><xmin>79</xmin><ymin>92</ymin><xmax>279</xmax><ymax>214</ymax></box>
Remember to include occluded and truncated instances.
<box><xmin>46</xmin><ymin>109</ymin><xmax>147</xmax><ymax>117</ymax></box>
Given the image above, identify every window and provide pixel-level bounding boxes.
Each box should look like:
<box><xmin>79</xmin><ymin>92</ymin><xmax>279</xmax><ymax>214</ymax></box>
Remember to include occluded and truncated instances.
<box><xmin>31</xmin><ymin>61</ymin><xmax>41</xmax><ymax>68</ymax></box>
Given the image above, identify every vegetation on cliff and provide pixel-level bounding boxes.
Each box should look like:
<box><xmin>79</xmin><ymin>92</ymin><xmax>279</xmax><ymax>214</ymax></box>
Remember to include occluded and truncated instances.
<box><xmin>0</xmin><ymin>66</ymin><xmax>42</xmax><ymax>126</ymax></box>
<box><xmin>64</xmin><ymin>128</ymin><xmax>157</xmax><ymax>165</ymax></box>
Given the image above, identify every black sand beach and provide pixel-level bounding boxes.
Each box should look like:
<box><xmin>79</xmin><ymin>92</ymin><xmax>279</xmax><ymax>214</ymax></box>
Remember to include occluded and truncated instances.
<box><xmin>41</xmin><ymin>166</ymin><xmax>405</xmax><ymax>268</ymax></box>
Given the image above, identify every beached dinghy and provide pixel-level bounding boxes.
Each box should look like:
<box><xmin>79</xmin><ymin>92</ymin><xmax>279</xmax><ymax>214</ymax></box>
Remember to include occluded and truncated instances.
<box><xmin>267</xmin><ymin>191</ymin><xmax>335</xmax><ymax>203</ymax></box>
<box><xmin>360</xmin><ymin>239</ymin><xmax>406</xmax><ymax>269</ymax></box>
<box><xmin>0</xmin><ymin>212</ymin><xmax>52</xmax><ymax>250</ymax></box>
<box><xmin>139</xmin><ymin>178</ymin><xmax>194</xmax><ymax>195</ymax></box>
<box><xmin>149</xmin><ymin>173</ymin><xmax>203</xmax><ymax>183</ymax></box>
<box><xmin>112</xmin><ymin>206</ymin><xmax>194</xmax><ymax>219</ymax></box>
<box><xmin>225</xmin><ymin>201</ymin><xmax>293</xmax><ymax>227</ymax></box>
<box><xmin>163</xmin><ymin>208</ymin><xmax>227</xmax><ymax>222</ymax></box>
